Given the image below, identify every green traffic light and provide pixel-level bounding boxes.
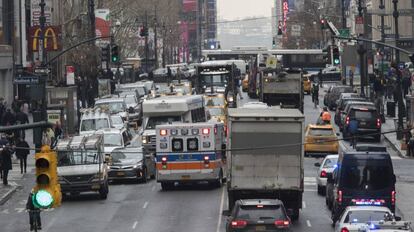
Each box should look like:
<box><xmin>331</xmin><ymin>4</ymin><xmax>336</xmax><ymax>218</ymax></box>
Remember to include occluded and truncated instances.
<box><xmin>112</xmin><ymin>56</ymin><xmax>119</xmax><ymax>62</ymax></box>
<box><xmin>334</xmin><ymin>59</ymin><xmax>340</xmax><ymax>65</ymax></box>
<box><xmin>33</xmin><ymin>190</ymin><xmax>53</xmax><ymax>208</ymax></box>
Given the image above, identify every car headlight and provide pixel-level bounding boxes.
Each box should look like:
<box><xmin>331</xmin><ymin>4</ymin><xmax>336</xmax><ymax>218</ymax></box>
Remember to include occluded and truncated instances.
<box><xmin>92</xmin><ymin>172</ymin><xmax>105</xmax><ymax>181</ymax></box>
<box><xmin>142</xmin><ymin>136</ymin><xmax>148</xmax><ymax>144</ymax></box>
<box><xmin>133</xmin><ymin>161</ymin><xmax>143</xmax><ymax>169</ymax></box>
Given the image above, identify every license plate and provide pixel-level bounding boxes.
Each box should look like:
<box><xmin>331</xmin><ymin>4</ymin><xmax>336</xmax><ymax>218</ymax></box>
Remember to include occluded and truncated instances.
<box><xmin>91</xmin><ymin>184</ymin><xmax>100</xmax><ymax>190</ymax></box>
<box><xmin>181</xmin><ymin>175</ymin><xmax>191</xmax><ymax>180</ymax></box>
<box><xmin>256</xmin><ymin>226</ymin><xmax>266</xmax><ymax>231</ymax></box>
<box><xmin>360</xmin><ymin>122</ymin><xmax>367</xmax><ymax>126</ymax></box>
<box><xmin>117</xmin><ymin>172</ymin><xmax>125</xmax><ymax>176</ymax></box>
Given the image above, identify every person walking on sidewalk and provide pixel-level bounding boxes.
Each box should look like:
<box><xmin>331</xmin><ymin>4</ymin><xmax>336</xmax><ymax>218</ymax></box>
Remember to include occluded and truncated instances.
<box><xmin>0</xmin><ymin>142</ymin><xmax>13</xmax><ymax>185</ymax></box>
<box><xmin>15</xmin><ymin>137</ymin><xmax>30</xmax><ymax>174</ymax></box>
<box><xmin>348</xmin><ymin>118</ymin><xmax>359</xmax><ymax>149</ymax></box>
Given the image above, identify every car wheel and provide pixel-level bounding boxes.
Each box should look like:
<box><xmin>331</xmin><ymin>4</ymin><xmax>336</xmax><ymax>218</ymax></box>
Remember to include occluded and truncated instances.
<box><xmin>317</xmin><ymin>185</ymin><xmax>324</xmax><ymax>195</ymax></box>
<box><xmin>374</xmin><ymin>134</ymin><xmax>381</xmax><ymax>143</ymax></box>
<box><xmin>99</xmin><ymin>182</ymin><xmax>108</xmax><ymax>200</ymax></box>
<box><xmin>290</xmin><ymin>208</ymin><xmax>300</xmax><ymax>221</ymax></box>
<box><xmin>141</xmin><ymin>167</ymin><xmax>148</xmax><ymax>183</ymax></box>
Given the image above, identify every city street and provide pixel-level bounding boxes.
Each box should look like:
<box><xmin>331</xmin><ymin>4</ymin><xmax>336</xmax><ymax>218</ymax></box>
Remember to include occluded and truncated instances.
<box><xmin>1</xmin><ymin>86</ymin><xmax>414</xmax><ymax>232</ymax></box>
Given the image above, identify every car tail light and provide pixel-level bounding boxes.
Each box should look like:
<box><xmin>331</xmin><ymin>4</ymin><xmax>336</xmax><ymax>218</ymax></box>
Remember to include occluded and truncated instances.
<box><xmin>320</xmin><ymin>170</ymin><xmax>327</xmax><ymax>178</ymax></box>
<box><xmin>202</xmin><ymin>128</ymin><xmax>210</xmax><ymax>135</ymax></box>
<box><xmin>274</xmin><ymin>220</ymin><xmax>290</xmax><ymax>228</ymax></box>
<box><xmin>345</xmin><ymin>116</ymin><xmax>350</xmax><ymax>125</ymax></box>
<box><xmin>231</xmin><ymin>220</ymin><xmax>247</xmax><ymax>229</ymax></box>
<box><xmin>204</xmin><ymin>155</ymin><xmax>210</xmax><ymax>164</ymax></box>
<box><xmin>391</xmin><ymin>191</ymin><xmax>396</xmax><ymax>205</ymax></box>
<box><xmin>337</xmin><ymin>190</ymin><xmax>342</xmax><ymax>204</ymax></box>
<box><xmin>340</xmin><ymin>227</ymin><xmax>349</xmax><ymax>232</ymax></box>
<box><xmin>160</xmin><ymin>129</ymin><xmax>168</xmax><ymax>136</ymax></box>
<box><xmin>376</xmin><ymin>118</ymin><xmax>381</xmax><ymax>128</ymax></box>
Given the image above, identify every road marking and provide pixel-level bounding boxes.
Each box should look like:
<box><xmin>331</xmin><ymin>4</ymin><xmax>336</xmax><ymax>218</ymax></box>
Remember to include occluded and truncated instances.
<box><xmin>304</xmin><ymin>189</ymin><xmax>317</xmax><ymax>192</ymax></box>
<box><xmin>15</xmin><ymin>208</ymin><xmax>25</xmax><ymax>213</ymax></box>
<box><xmin>132</xmin><ymin>221</ymin><xmax>138</xmax><ymax>229</ymax></box>
<box><xmin>306</xmin><ymin>220</ymin><xmax>312</xmax><ymax>227</ymax></box>
<box><xmin>302</xmin><ymin>201</ymin><xmax>306</xmax><ymax>209</ymax></box>
<box><xmin>216</xmin><ymin>187</ymin><xmax>226</xmax><ymax>232</ymax></box>
<box><xmin>143</xmin><ymin>201</ymin><xmax>148</xmax><ymax>209</ymax></box>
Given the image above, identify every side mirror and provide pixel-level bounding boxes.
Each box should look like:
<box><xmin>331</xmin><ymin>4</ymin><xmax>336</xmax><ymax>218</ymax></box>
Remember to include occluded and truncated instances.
<box><xmin>222</xmin><ymin>210</ymin><xmax>231</xmax><ymax>216</ymax></box>
<box><xmin>395</xmin><ymin>216</ymin><xmax>402</xmax><ymax>221</ymax></box>
<box><xmin>314</xmin><ymin>162</ymin><xmax>321</xmax><ymax>167</ymax></box>
<box><xmin>336</xmin><ymin>133</ymin><xmax>340</xmax><ymax>136</ymax></box>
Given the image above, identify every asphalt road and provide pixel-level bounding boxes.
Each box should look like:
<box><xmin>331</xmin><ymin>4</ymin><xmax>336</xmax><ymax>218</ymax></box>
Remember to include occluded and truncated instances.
<box><xmin>1</xmin><ymin>85</ymin><xmax>413</xmax><ymax>232</ymax></box>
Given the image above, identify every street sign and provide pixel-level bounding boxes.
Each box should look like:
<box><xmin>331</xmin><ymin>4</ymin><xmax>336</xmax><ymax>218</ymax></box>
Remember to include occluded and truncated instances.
<box><xmin>14</xmin><ymin>75</ymin><xmax>40</xmax><ymax>85</ymax></box>
<box><xmin>397</xmin><ymin>40</ymin><xmax>413</xmax><ymax>49</ymax></box>
<box><xmin>355</xmin><ymin>16</ymin><xmax>364</xmax><ymax>35</ymax></box>
<box><xmin>367</xmin><ymin>9</ymin><xmax>414</xmax><ymax>16</ymax></box>
<box><xmin>266</xmin><ymin>56</ymin><xmax>277</xmax><ymax>68</ymax></box>
<box><xmin>339</xmin><ymin>29</ymin><xmax>350</xmax><ymax>38</ymax></box>
<box><xmin>34</xmin><ymin>67</ymin><xmax>51</xmax><ymax>75</ymax></box>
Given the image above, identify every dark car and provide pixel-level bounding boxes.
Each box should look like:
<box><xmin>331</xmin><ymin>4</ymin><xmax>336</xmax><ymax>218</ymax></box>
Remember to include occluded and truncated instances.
<box><xmin>330</xmin><ymin>151</ymin><xmax>396</xmax><ymax>224</ymax></box>
<box><xmin>226</xmin><ymin>199</ymin><xmax>291</xmax><ymax>232</ymax></box>
<box><xmin>338</xmin><ymin>101</ymin><xmax>374</xmax><ymax>131</ymax></box>
<box><xmin>342</xmin><ymin>105</ymin><xmax>382</xmax><ymax>142</ymax></box>
<box><xmin>334</xmin><ymin>94</ymin><xmax>366</xmax><ymax>125</ymax></box>
<box><xmin>108</xmin><ymin>147</ymin><xmax>156</xmax><ymax>183</ymax></box>
<box><xmin>323</xmin><ymin>86</ymin><xmax>354</xmax><ymax>110</ymax></box>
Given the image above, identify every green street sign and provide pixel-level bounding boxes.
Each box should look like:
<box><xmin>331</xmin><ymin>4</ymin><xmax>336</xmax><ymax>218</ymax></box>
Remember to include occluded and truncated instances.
<box><xmin>339</xmin><ymin>29</ymin><xmax>350</xmax><ymax>38</ymax></box>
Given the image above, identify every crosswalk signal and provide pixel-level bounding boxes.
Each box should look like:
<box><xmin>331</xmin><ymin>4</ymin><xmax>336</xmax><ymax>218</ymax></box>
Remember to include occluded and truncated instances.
<box><xmin>332</xmin><ymin>46</ymin><xmax>340</xmax><ymax>65</ymax></box>
<box><xmin>111</xmin><ymin>45</ymin><xmax>119</xmax><ymax>63</ymax></box>
<box><xmin>34</xmin><ymin>146</ymin><xmax>61</xmax><ymax>208</ymax></box>
<box><xmin>320</xmin><ymin>19</ymin><xmax>326</xmax><ymax>29</ymax></box>
<box><xmin>140</xmin><ymin>26</ymin><xmax>149</xmax><ymax>37</ymax></box>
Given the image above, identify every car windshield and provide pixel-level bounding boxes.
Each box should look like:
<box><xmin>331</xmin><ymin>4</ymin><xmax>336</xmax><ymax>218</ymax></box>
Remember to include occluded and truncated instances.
<box><xmin>353</xmin><ymin>110</ymin><xmax>375</xmax><ymax>119</ymax></box>
<box><xmin>111</xmin><ymin>151</ymin><xmax>142</xmax><ymax>162</ymax></box>
<box><xmin>309</xmin><ymin>128</ymin><xmax>334</xmax><ymax>136</ymax></box>
<box><xmin>81</xmin><ymin>119</ymin><xmax>109</xmax><ymax>131</ymax></box>
<box><xmin>344</xmin><ymin>210</ymin><xmax>388</xmax><ymax>223</ymax></box>
<box><xmin>205</xmin><ymin>97</ymin><xmax>225</xmax><ymax>107</ymax></box>
<box><xmin>124</xmin><ymin>96</ymin><xmax>137</xmax><ymax>105</ymax></box>
<box><xmin>58</xmin><ymin>150</ymin><xmax>100</xmax><ymax>166</ymax></box>
<box><xmin>341</xmin><ymin>159</ymin><xmax>394</xmax><ymax>190</ymax></box>
<box><xmin>323</xmin><ymin>158</ymin><xmax>338</xmax><ymax>168</ymax></box>
<box><xmin>208</xmin><ymin>108</ymin><xmax>225</xmax><ymax>116</ymax></box>
<box><xmin>333</xmin><ymin>87</ymin><xmax>352</xmax><ymax>94</ymax></box>
<box><xmin>95</xmin><ymin>102</ymin><xmax>125</xmax><ymax>113</ymax></box>
<box><xmin>146</xmin><ymin>116</ymin><xmax>182</xmax><ymax>129</ymax></box>
<box><xmin>237</xmin><ymin>205</ymin><xmax>285</xmax><ymax>220</ymax></box>
<box><xmin>201</xmin><ymin>74</ymin><xmax>228</xmax><ymax>86</ymax></box>
<box><xmin>111</xmin><ymin>116</ymin><xmax>123</xmax><ymax>125</ymax></box>
<box><xmin>104</xmin><ymin>134</ymin><xmax>123</xmax><ymax>146</ymax></box>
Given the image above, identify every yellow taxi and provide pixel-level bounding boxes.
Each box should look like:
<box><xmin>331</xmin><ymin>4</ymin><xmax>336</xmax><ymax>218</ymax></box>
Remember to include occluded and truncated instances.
<box><xmin>305</xmin><ymin>124</ymin><xmax>339</xmax><ymax>157</ymax></box>
<box><xmin>302</xmin><ymin>75</ymin><xmax>312</xmax><ymax>95</ymax></box>
<box><xmin>242</xmin><ymin>74</ymin><xmax>249</xmax><ymax>92</ymax></box>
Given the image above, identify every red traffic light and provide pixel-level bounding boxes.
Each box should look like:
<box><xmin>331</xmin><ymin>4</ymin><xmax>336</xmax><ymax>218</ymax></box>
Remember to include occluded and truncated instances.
<box><xmin>320</xmin><ymin>19</ymin><xmax>325</xmax><ymax>24</ymax></box>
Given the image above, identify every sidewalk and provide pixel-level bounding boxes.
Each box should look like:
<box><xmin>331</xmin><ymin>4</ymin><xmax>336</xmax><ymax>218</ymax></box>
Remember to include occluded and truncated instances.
<box><xmin>0</xmin><ymin>115</ymin><xmax>36</xmax><ymax>205</ymax></box>
<box><xmin>382</xmin><ymin>115</ymin><xmax>413</xmax><ymax>159</ymax></box>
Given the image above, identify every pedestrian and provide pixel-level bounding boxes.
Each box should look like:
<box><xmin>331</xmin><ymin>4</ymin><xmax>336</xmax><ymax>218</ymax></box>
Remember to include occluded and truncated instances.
<box><xmin>349</xmin><ymin>69</ymin><xmax>354</xmax><ymax>88</ymax></box>
<box><xmin>11</xmin><ymin>96</ymin><xmax>20</xmax><ymax>114</ymax></box>
<box><xmin>15</xmin><ymin>137</ymin><xmax>30</xmax><ymax>174</ymax></box>
<box><xmin>318</xmin><ymin>69</ymin><xmax>323</xmax><ymax>87</ymax></box>
<box><xmin>2</xmin><ymin>108</ymin><xmax>15</xmax><ymax>126</ymax></box>
<box><xmin>0</xmin><ymin>142</ymin><xmax>13</xmax><ymax>185</ymax></box>
<box><xmin>0</xmin><ymin>134</ymin><xmax>8</xmax><ymax>179</ymax></box>
<box><xmin>311</xmin><ymin>83</ymin><xmax>319</xmax><ymax>108</ymax></box>
<box><xmin>0</xmin><ymin>97</ymin><xmax>5</xmax><ymax>125</ymax></box>
<box><xmin>15</xmin><ymin>109</ymin><xmax>29</xmax><ymax>139</ymax></box>
<box><xmin>402</xmin><ymin>68</ymin><xmax>412</xmax><ymax>97</ymax></box>
<box><xmin>20</xmin><ymin>101</ymin><xmax>30</xmax><ymax>115</ymax></box>
<box><xmin>26</xmin><ymin>188</ymin><xmax>42</xmax><ymax>231</ymax></box>
<box><xmin>409</xmin><ymin>128</ymin><xmax>414</xmax><ymax>157</ymax></box>
<box><xmin>348</xmin><ymin>118</ymin><xmax>359</xmax><ymax>149</ymax></box>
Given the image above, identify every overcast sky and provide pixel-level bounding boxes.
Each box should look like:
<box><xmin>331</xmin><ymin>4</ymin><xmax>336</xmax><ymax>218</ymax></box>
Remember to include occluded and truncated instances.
<box><xmin>217</xmin><ymin>0</ymin><xmax>274</xmax><ymax>20</ymax></box>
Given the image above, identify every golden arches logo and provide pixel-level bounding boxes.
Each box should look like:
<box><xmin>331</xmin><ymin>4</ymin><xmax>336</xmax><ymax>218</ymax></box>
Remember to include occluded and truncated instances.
<box><xmin>32</xmin><ymin>27</ymin><xmax>58</xmax><ymax>51</ymax></box>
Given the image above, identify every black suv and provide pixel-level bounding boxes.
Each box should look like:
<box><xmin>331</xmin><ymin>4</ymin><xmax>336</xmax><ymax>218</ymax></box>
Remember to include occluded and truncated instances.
<box><xmin>342</xmin><ymin>105</ymin><xmax>381</xmax><ymax>142</ymax></box>
<box><xmin>329</xmin><ymin>151</ymin><xmax>396</xmax><ymax>224</ymax></box>
<box><xmin>226</xmin><ymin>199</ymin><xmax>290</xmax><ymax>232</ymax></box>
<box><xmin>338</xmin><ymin>101</ymin><xmax>375</xmax><ymax>131</ymax></box>
<box><xmin>334</xmin><ymin>94</ymin><xmax>365</xmax><ymax>125</ymax></box>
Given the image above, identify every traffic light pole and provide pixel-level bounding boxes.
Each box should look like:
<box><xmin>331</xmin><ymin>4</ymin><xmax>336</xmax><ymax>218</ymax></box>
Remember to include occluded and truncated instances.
<box><xmin>357</xmin><ymin>0</ymin><xmax>367</xmax><ymax>97</ymax></box>
<box><xmin>144</xmin><ymin>11</ymin><xmax>149</xmax><ymax>73</ymax></box>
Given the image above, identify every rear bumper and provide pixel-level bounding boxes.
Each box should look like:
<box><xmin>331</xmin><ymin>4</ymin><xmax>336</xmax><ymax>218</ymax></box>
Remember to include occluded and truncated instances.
<box><xmin>305</xmin><ymin>144</ymin><xmax>338</xmax><ymax>154</ymax></box>
<box><xmin>157</xmin><ymin>169</ymin><xmax>219</xmax><ymax>182</ymax></box>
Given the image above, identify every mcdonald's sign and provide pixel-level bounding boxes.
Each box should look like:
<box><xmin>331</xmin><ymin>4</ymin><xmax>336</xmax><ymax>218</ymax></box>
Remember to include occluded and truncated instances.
<box><xmin>29</xmin><ymin>26</ymin><xmax>61</xmax><ymax>52</ymax></box>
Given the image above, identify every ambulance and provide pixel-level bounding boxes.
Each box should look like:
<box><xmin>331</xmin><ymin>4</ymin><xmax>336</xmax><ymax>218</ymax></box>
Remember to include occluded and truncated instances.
<box><xmin>155</xmin><ymin>122</ymin><xmax>226</xmax><ymax>190</ymax></box>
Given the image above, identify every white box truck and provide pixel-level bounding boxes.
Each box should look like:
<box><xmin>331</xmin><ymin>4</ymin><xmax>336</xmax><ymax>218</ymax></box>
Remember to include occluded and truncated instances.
<box><xmin>227</xmin><ymin>107</ymin><xmax>304</xmax><ymax>220</ymax></box>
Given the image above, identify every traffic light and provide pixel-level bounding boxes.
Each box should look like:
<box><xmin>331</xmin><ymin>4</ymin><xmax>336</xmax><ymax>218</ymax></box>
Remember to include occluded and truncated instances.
<box><xmin>140</xmin><ymin>26</ymin><xmax>149</xmax><ymax>37</ymax></box>
<box><xmin>111</xmin><ymin>45</ymin><xmax>119</xmax><ymax>63</ymax></box>
<box><xmin>332</xmin><ymin>46</ymin><xmax>340</xmax><ymax>65</ymax></box>
<box><xmin>34</xmin><ymin>145</ymin><xmax>61</xmax><ymax>208</ymax></box>
<box><xmin>101</xmin><ymin>45</ymin><xmax>110</xmax><ymax>62</ymax></box>
<box><xmin>320</xmin><ymin>19</ymin><xmax>326</xmax><ymax>29</ymax></box>
<box><xmin>277</xmin><ymin>25</ymin><xmax>283</xmax><ymax>35</ymax></box>
<box><xmin>272</xmin><ymin>39</ymin><xmax>276</xmax><ymax>48</ymax></box>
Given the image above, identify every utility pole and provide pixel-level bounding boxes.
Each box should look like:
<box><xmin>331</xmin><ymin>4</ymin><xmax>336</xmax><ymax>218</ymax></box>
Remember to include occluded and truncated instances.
<box><xmin>357</xmin><ymin>0</ymin><xmax>367</xmax><ymax>97</ymax></box>
<box><xmin>89</xmin><ymin>0</ymin><xmax>96</xmax><ymax>40</ymax></box>
<box><xmin>379</xmin><ymin>0</ymin><xmax>385</xmax><ymax>78</ymax></box>
<box><xmin>144</xmin><ymin>11</ymin><xmax>149</xmax><ymax>73</ymax></box>
<box><xmin>39</xmin><ymin>0</ymin><xmax>46</xmax><ymax>65</ymax></box>
<box><xmin>392</xmin><ymin>0</ymin><xmax>404</xmax><ymax>137</ymax></box>
<box><xmin>154</xmin><ymin>5</ymin><xmax>158</xmax><ymax>69</ymax></box>
<box><xmin>341</xmin><ymin>0</ymin><xmax>346</xmax><ymax>29</ymax></box>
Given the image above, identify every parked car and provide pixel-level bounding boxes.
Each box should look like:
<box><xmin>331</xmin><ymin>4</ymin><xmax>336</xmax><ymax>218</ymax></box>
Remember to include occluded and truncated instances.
<box><xmin>338</xmin><ymin>101</ymin><xmax>375</xmax><ymax>131</ymax></box>
<box><xmin>334</xmin><ymin>93</ymin><xmax>365</xmax><ymax>125</ymax></box>
<box><xmin>315</xmin><ymin>154</ymin><xmax>338</xmax><ymax>195</ymax></box>
<box><xmin>323</xmin><ymin>85</ymin><xmax>354</xmax><ymax>110</ymax></box>
<box><xmin>226</xmin><ymin>199</ymin><xmax>291</xmax><ymax>232</ymax></box>
<box><xmin>342</xmin><ymin>105</ymin><xmax>381</xmax><ymax>142</ymax></box>
<box><xmin>109</xmin><ymin>147</ymin><xmax>156</xmax><ymax>182</ymax></box>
